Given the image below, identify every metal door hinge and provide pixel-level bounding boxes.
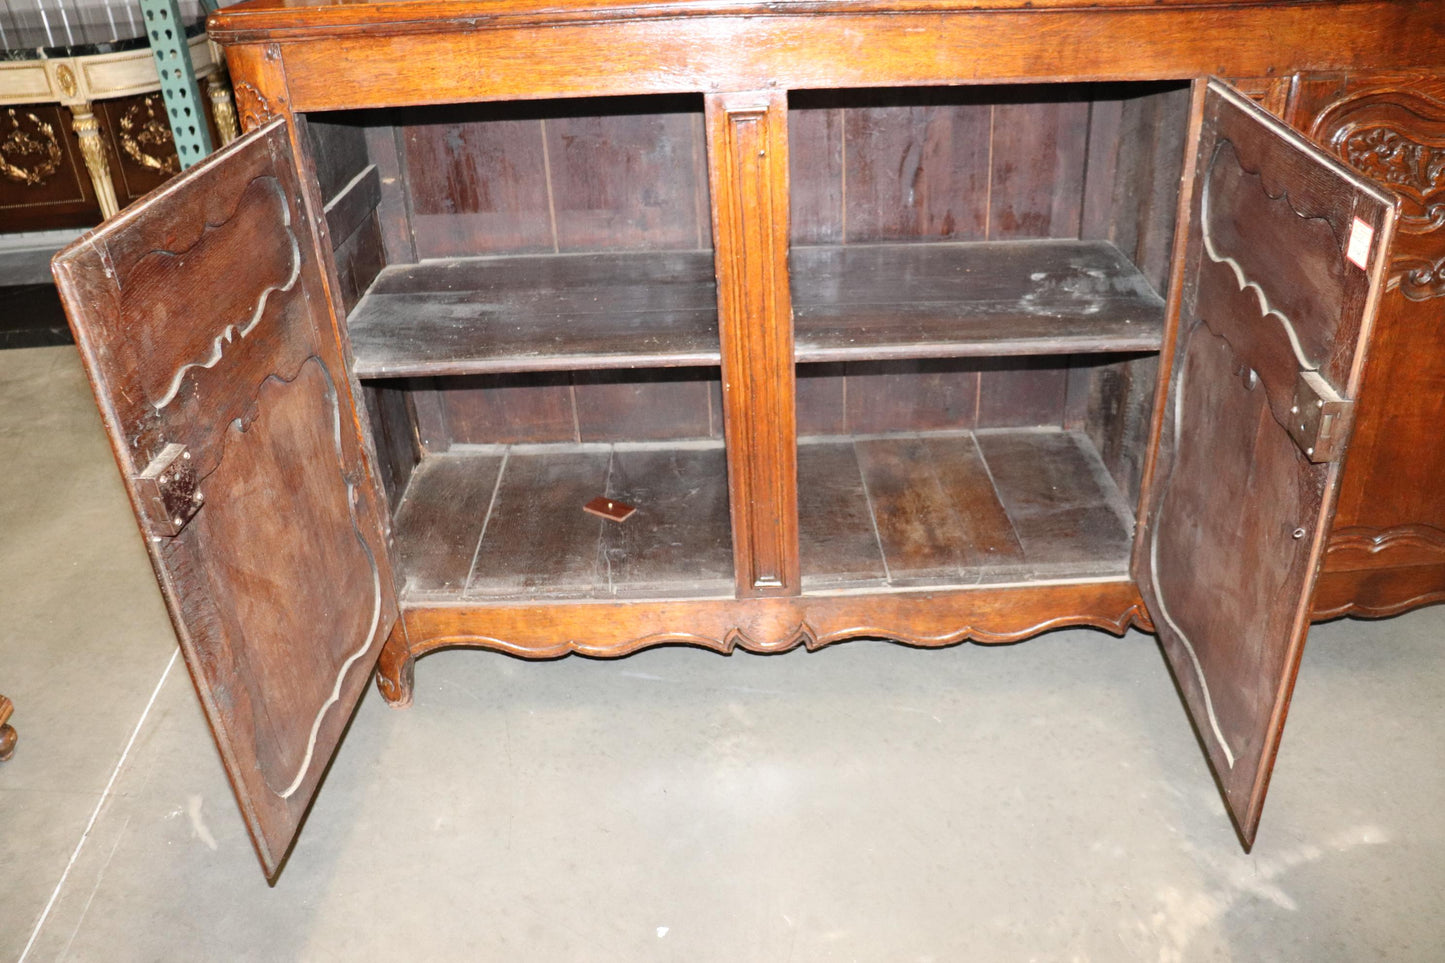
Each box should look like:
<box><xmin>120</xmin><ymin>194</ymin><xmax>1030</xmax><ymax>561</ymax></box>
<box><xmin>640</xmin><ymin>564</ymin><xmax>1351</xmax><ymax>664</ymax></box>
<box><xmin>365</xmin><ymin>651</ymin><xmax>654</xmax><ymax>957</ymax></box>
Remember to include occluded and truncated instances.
<box><xmin>1287</xmin><ymin>370</ymin><xmax>1354</xmax><ymax>464</ymax></box>
<box><xmin>134</xmin><ymin>443</ymin><xmax>203</xmax><ymax>536</ymax></box>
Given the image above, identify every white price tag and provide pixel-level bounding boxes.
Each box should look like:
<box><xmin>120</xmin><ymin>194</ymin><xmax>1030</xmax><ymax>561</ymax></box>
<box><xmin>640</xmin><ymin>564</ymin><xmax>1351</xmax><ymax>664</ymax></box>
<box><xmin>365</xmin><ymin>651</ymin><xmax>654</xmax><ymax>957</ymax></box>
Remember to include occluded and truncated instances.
<box><xmin>1346</xmin><ymin>217</ymin><xmax>1374</xmax><ymax>270</ymax></box>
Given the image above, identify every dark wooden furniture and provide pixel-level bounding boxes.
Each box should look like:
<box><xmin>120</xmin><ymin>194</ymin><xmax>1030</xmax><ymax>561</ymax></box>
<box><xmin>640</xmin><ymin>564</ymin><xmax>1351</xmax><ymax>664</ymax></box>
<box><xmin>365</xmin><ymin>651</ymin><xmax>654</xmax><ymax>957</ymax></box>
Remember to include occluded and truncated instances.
<box><xmin>0</xmin><ymin>17</ymin><xmax>236</xmax><ymax>228</ymax></box>
<box><xmin>51</xmin><ymin>0</ymin><xmax>1445</xmax><ymax>879</ymax></box>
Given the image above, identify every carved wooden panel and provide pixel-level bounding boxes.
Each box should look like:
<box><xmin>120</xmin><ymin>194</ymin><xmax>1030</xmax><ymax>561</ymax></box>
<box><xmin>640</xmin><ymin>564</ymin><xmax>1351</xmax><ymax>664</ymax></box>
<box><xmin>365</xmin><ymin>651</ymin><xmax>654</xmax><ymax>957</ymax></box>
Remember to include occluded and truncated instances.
<box><xmin>52</xmin><ymin>120</ymin><xmax>397</xmax><ymax>878</ymax></box>
<box><xmin>1301</xmin><ymin>80</ymin><xmax>1445</xmax><ymax>604</ymax></box>
<box><xmin>1137</xmin><ymin>81</ymin><xmax>1396</xmax><ymax>847</ymax></box>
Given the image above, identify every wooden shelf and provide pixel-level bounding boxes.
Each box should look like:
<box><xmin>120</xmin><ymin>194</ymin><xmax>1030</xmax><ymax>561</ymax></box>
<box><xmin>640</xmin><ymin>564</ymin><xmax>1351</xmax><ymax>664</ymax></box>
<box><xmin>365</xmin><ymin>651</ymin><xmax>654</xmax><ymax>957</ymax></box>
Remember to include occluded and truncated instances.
<box><xmin>347</xmin><ymin>240</ymin><xmax>1164</xmax><ymax>379</ymax></box>
<box><xmin>349</xmin><ymin>251</ymin><xmax>720</xmax><ymax>378</ymax></box>
<box><xmin>393</xmin><ymin>442</ymin><xmax>735</xmax><ymax>601</ymax></box>
<box><xmin>392</xmin><ymin>428</ymin><xmax>1132</xmax><ymax>602</ymax></box>
<box><xmin>792</xmin><ymin>241</ymin><xmax>1165</xmax><ymax>361</ymax></box>
<box><xmin>799</xmin><ymin>428</ymin><xmax>1136</xmax><ymax>590</ymax></box>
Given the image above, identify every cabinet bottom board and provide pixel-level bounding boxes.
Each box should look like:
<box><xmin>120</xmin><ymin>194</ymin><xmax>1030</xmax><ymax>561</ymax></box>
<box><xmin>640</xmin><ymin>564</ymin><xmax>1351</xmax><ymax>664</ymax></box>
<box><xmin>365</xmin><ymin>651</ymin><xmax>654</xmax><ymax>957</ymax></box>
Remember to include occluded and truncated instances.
<box><xmin>390</xmin><ymin>427</ymin><xmax>1135</xmax><ymax>602</ymax></box>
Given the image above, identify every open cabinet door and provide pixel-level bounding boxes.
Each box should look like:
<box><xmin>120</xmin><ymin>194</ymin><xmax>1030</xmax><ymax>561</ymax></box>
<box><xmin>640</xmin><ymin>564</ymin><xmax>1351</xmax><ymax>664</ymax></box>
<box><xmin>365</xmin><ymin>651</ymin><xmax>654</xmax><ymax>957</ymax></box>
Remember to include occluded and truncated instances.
<box><xmin>52</xmin><ymin>119</ymin><xmax>399</xmax><ymax>878</ymax></box>
<box><xmin>1138</xmin><ymin>80</ymin><xmax>1397</xmax><ymax>848</ymax></box>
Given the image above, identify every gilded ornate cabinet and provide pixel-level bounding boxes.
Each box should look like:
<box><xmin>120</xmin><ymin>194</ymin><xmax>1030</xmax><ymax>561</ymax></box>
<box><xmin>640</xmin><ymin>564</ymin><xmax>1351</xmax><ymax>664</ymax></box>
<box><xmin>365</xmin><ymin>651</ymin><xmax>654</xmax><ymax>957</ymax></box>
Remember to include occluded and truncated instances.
<box><xmin>51</xmin><ymin>0</ymin><xmax>1445</xmax><ymax>878</ymax></box>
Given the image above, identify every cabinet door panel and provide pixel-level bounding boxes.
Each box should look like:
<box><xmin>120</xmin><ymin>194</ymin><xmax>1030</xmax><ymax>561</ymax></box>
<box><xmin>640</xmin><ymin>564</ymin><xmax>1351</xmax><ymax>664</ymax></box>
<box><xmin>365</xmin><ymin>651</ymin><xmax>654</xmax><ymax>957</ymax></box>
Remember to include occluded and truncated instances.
<box><xmin>52</xmin><ymin>119</ymin><xmax>398</xmax><ymax>878</ymax></box>
<box><xmin>1137</xmin><ymin>80</ymin><xmax>1396</xmax><ymax>847</ymax></box>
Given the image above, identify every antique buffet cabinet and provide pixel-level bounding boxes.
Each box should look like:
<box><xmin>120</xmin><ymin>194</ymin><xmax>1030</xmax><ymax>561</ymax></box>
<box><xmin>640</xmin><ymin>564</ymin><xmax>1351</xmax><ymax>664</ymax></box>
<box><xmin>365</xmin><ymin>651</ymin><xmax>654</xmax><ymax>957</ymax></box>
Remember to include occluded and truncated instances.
<box><xmin>51</xmin><ymin>0</ymin><xmax>1445</xmax><ymax>877</ymax></box>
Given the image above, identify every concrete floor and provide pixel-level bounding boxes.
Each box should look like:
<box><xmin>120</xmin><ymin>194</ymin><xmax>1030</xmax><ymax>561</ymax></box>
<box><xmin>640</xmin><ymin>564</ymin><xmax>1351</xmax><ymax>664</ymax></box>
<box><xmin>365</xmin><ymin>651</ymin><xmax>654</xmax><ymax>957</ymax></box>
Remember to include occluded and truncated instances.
<box><xmin>1</xmin><ymin>342</ymin><xmax>1443</xmax><ymax>962</ymax></box>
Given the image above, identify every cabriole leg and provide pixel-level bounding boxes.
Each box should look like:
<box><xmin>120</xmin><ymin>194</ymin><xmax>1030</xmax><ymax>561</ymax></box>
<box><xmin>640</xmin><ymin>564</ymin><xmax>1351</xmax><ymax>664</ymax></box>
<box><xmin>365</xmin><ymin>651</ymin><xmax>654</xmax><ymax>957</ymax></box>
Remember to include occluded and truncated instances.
<box><xmin>375</xmin><ymin>622</ymin><xmax>415</xmax><ymax>709</ymax></box>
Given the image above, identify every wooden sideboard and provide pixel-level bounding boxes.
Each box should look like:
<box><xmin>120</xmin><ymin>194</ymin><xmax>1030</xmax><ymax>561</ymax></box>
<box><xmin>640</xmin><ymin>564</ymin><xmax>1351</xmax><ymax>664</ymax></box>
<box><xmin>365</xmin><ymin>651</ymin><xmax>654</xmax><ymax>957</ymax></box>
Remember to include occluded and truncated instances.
<box><xmin>50</xmin><ymin>0</ymin><xmax>1445</xmax><ymax>879</ymax></box>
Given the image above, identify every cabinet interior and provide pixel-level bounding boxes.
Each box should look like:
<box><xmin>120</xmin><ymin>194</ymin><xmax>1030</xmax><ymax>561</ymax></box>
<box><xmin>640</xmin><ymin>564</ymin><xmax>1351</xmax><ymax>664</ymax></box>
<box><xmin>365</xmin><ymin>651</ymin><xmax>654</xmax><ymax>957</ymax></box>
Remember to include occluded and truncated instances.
<box><xmin>303</xmin><ymin>81</ymin><xmax>1191</xmax><ymax>601</ymax></box>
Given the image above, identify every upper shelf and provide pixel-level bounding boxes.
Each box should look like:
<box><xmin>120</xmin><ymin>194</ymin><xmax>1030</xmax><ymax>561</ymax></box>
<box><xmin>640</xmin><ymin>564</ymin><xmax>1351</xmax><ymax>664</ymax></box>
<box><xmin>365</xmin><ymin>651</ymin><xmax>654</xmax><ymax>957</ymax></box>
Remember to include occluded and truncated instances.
<box><xmin>347</xmin><ymin>239</ymin><xmax>1165</xmax><ymax>379</ymax></box>
<box><xmin>793</xmin><ymin>241</ymin><xmax>1165</xmax><ymax>362</ymax></box>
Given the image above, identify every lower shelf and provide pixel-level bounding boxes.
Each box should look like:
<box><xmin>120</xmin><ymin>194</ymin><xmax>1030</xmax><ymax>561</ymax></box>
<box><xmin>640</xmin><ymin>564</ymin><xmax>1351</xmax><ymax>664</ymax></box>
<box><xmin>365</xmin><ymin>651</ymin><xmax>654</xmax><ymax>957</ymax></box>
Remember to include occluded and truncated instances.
<box><xmin>393</xmin><ymin>441</ymin><xmax>735</xmax><ymax>602</ymax></box>
<box><xmin>800</xmin><ymin>428</ymin><xmax>1136</xmax><ymax>590</ymax></box>
<box><xmin>392</xmin><ymin>427</ymin><xmax>1136</xmax><ymax>603</ymax></box>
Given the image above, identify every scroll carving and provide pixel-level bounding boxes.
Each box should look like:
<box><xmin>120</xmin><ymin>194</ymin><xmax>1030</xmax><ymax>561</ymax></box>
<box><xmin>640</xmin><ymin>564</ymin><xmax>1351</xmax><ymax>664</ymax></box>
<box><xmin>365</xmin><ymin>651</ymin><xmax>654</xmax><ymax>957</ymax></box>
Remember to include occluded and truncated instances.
<box><xmin>0</xmin><ymin>109</ymin><xmax>62</xmax><ymax>187</ymax></box>
<box><xmin>119</xmin><ymin>96</ymin><xmax>180</xmax><ymax>176</ymax></box>
<box><xmin>232</xmin><ymin>81</ymin><xmax>275</xmax><ymax>133</ymax></box>
<box><xmin>1312</xmin><ymin>88</ymin><xmax>1445</xmax><ymax>299</ymax></box>
<box><xmin>1326</xmin><ymin>523</ymin><xmax>1445</xmax><ymax>565</ymax></box>
<box><xmin>1388</xmin><ymin>254</ymin><xmax>1445</xmax><ymax>300</ymax></box>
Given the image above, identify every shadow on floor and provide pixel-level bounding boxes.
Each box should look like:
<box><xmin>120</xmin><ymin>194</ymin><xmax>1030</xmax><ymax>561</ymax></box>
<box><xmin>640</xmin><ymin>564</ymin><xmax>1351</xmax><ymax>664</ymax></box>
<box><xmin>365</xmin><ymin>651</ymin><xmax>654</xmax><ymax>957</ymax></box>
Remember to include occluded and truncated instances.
<box><xmin>0</xmin><ymin>285</ymin><xmax>73</xmax><ymax>349</ymax></box>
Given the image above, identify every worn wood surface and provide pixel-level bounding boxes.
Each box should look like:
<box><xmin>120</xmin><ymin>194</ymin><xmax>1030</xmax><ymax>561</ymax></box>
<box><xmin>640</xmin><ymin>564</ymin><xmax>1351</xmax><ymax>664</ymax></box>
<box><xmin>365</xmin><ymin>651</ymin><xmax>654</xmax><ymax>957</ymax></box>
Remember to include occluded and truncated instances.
<box><xmin>802</xmin><ymin>429</ymin><xmax>1126</xmax><ymax>588</ymax></box>
<box><xmin>148</xmin><ymin>0</ymin><xmax>1445</xmax><ymax>869</ymax></box>
<box><xmin>793</xmin><ymin>241</ymin><xmax>1165</xmax><ymax>360</ymax></box>
<box><xmin>1135</xmin><ymin>81</ymin><xmax>1396</xmax><ymax>849</ymax></box>
<box><xmin>348</xmin><ymin>251</ymin><xmax>719</xmax><ymax>376</ymax></box>
<box><xmin>52</xmin><ymin>120</ymin><xmax>398</xmax><ymax>879</ymax></box>
<box><xmin>392</xmin><ymin>451</ymin><xmax>503</xmax><ymax>596</ymax></box>
<box><xmin>379</xmin><ymin>579</ymin><xmax>1148</xmax><ymax>698</ymax></box>
<box><xmin>346</xmin><ymin>240</ymin><xmax>1162</xmax><ymax>377</ymax></box>
<box><xmin>211</xmin><ymin>3</ymin><xmax>1445</xmax><ymax>112</ymax></box>
<box><xmin>1297</xmin><ymin>77</ymin><xmax>1445</xmax><ymax>606</ymax></box>
<box><xmin>394</xmin><ymin>446</ymin><xmax>734</xmax><ymax>600</ymax></box>
<box><xmin>706</xmin><ymin>90</ymin><xmax>800</xmax><ymax>597</ymax></box>
<box><xmin>465</xmin><ymin>448</ymin><xmax>612</xmax><ymax>597</ymax></box>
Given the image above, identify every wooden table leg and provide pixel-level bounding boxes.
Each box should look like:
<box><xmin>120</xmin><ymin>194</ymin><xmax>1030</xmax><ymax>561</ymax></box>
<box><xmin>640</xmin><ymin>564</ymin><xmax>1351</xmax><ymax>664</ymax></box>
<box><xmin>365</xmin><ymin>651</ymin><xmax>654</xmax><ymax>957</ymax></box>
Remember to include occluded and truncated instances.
<box><xmin>0</xmin><ymin>695</ymin><xmax>15</xmax><ymax>762</ymax></box>
<box><xmin>69</xmin><ymin>102</ymin><xmax>120</xmax><ymax>220</ymax></box>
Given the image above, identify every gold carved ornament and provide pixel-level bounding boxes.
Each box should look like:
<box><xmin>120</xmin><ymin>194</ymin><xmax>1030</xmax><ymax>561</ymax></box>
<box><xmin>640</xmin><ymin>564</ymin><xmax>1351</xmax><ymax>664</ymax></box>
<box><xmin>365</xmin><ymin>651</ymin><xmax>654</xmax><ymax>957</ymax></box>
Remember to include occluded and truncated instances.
<box><xmin>0</xmin><ymin>109</ymin><xmax>63</xmax><ymax>187</ymax></box>
<box><xmin>119</xmin><ymin>96</ymin><xmax>180</xmax><ymax>176</ymax></box>
<box><xmin>55</xmin><ymin>64</ymin><xmax>79</xmax><ymax>99</ymax></box>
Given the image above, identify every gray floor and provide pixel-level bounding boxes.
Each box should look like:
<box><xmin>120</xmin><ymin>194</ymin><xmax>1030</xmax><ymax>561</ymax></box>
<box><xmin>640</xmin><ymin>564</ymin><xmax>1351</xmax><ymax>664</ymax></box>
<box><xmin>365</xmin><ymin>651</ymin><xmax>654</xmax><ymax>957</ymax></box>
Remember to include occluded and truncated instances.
<box><xmin>1</xmin><ymin>343</ymin><xmax>1443</xmax><ymax>962</ymax></box>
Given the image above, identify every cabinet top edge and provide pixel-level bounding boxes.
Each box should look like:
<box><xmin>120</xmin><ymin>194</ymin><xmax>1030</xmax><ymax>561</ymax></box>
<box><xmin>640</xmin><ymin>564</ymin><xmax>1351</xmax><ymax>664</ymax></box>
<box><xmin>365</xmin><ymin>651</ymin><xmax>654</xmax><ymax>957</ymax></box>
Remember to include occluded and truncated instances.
<box><xmin>206</xmin><ymin>0</ymin><xmax>1423</xmax><ymax>42</ymax></box>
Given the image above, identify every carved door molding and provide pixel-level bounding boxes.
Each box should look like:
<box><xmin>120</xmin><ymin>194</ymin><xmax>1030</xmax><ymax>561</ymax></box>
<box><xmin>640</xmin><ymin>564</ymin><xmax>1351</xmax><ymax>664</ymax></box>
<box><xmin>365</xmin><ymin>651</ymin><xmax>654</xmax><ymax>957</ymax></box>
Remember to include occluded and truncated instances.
<box><xmin>1139</xmin><ymin>80</ymin><xmax>1397</xmax><ymax>847</ymax></box>
<box><xmin>53</xmin><ymin>119</ymin><xmax>398</xmax><ymax>878</ymax></box>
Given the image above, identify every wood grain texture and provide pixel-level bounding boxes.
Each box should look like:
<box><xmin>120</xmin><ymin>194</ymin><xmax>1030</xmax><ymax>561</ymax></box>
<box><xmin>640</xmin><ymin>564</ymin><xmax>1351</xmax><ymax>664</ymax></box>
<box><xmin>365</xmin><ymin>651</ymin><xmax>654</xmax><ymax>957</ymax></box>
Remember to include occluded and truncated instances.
<box><xmin>544</xmin><ymin>99</ymin><xmax>707</xmax><ymax>251</ymax></box>
<box><xmin>392</xmin><ymin>451</ymin><xmax>503</xmax><ymax>596</ymax></box>
<box><xmin>439</xmin><ymin>373</ymin><xmax>578</xmax><ymax>444</ymax></box>
<box><xmin>1300</xmin><ymin>79</ymin><xmax>1445</xmax><ymax>614</ymax></box>
<box><xmin>53</xmin><ymin>121</ymin><xmax>397</xmax><ymax>879</ymax></box>
<box><xmin>402</xmin><ymin>105</ymin><xmax>553</xmax><ymax>257</ymax></box>
<box><xmin>601</xmin><ymin>446</ymin><xmax>734</xmax><ymax>596</ymax></box>
<box><xmin>842</xmin><ymin>92</ymin><xmax>992</xmax><ymax>242</ymax></box>
<box><xmin>975</xmin><ymin>429</ymin><xmax>1133</xmax><ymax>572</ymax></box>
<box><xmin>395</xmin><ymin>444</ymin><xmax>734</xmax><ymax>599</ymax></box>
<box><xmin>1135</xmin><ymin>81</ymin><xmax>1397</xmax><ymax>848</ymax></box>
<box><xmin>1312</xmin><ymin>561</ymin><xmax>1445</xmax><ymax>621</ymax></box>
<box><xmin>345</xmin><ymin>240</ymin><xmax>1162</xmax><ymax>378</ymax></box>
<box><xmin>706</xmin><ymin>90</ymin><xmax>800</xmax><ymax>596</ymax></box>
<box><xmin>465</xmin><ymin>449</ymin><xmax>611</xmax><ymax>597</ymax></box>
<box><xmin>378</xmin><ymin>578</ymin><xmax>1147</xmax><ymax>700</ymax></box>
<box><xmin>215</xmin><ymin>5</ymin><xmax>1445</xmax><ymax>113</ymax></box>
<box><xmin>573</xmin><ymin>369</ymin><xmax>716</xmax><ymax>441</ymax></box>
<box><xmin>801</xmin><ymin>429</ymin><xmax>1124</xmax><ymax>587</ymax></box>
<box><xmin>792</xmin><ymin>241</ymin><xmax>1166</xmax><ymax>360</ymax></box>
<box><xmin>988</xmin><ymin>96</ymin><xmax>1090</xmax><ymax>239</ymax></box>
<box><xmin>796</xmin><ymin>440</ymin><xmax>888</xmax><ymax>588</ymax></box>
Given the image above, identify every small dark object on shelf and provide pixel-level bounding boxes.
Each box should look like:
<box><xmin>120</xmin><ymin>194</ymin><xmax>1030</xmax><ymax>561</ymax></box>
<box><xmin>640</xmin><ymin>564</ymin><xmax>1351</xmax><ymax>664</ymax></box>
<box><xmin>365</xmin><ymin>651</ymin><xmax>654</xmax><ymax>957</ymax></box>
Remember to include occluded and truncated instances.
<box><xmin>583</xmin><ymin>496</ymin><xmax>636</xmax><ymax>523</ymax></box>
